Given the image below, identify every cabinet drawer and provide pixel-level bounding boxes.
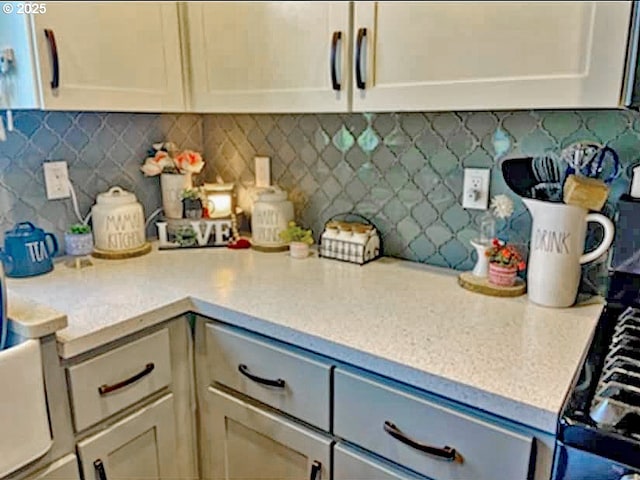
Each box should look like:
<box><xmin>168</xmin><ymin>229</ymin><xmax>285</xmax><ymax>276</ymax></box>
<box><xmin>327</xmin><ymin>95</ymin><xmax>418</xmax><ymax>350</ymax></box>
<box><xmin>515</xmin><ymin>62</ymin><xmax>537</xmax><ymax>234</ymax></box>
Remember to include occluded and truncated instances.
<box><xmin>206</xmin><ymin>323</ymin><xmax>332</xmax><ymax>430</ymax></box>
<box><xmin>334</xmin><ymin>443</ymin><xmax>426</xmax><ymax>480</ymax></box>
<box><xmin>68</xmin><ymin>329</ymin><xmax>172</xmax><ymax>431</ymax></box>
<box><xmin>334</xmin><ymin>369</ymin><xmax>534</xmax><ymax>480</ymax></box>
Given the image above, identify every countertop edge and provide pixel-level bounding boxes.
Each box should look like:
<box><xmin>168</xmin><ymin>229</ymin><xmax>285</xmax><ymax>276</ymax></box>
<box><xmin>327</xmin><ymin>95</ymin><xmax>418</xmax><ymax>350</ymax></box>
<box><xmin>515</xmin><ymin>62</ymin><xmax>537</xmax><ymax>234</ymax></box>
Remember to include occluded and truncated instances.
<box><xmin>55</xmin><ymin>297</ymin><xmax>193</xmax><ymax>358</ymax></box>
<box><xmin>8</xmin><ymin>293</ymin><xmax>68</xmax><ymax>339</ymax></box>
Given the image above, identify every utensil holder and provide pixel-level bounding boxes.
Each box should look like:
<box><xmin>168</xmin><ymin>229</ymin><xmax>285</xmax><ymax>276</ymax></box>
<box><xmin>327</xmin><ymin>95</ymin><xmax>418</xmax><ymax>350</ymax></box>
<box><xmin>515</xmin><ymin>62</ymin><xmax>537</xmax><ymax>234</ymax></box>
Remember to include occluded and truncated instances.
<box><xmin>319</xmin><ymin>213</ymin><xmax>381</xmax><ymax>265</ymax></box>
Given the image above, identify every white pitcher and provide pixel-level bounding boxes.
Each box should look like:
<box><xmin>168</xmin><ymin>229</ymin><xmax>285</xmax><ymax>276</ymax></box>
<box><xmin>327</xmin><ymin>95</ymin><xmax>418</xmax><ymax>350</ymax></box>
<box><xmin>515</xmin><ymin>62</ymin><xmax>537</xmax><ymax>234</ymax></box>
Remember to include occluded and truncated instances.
<box><xmin>522</xmin><ymin>198</ymin><xmax>615</xmax><ymax>308</ymax></box>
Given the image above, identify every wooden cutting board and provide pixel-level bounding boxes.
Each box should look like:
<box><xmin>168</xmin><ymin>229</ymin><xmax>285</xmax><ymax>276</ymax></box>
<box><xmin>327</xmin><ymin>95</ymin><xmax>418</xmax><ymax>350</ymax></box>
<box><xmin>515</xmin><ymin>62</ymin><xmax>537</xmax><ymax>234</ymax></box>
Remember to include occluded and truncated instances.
<box><xmin>92</xmin><ymin>242</ymin><xmax>152</xmax><ymax>260</ymax></box>
<box><xmin>458</xmin><ymin>271</ymin><xmax>526</xmax><ymax>297</ymax></box>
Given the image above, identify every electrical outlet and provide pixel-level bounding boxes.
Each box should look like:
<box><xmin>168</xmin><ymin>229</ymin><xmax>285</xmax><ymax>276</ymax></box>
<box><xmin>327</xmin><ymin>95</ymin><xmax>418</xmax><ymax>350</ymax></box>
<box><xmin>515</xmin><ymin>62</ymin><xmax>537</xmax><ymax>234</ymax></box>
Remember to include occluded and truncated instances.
<box><xmin>462</xmin><ymin>168</ymin><xmax>490</xmax><ymax>210</ymax></box>
<box><xmin>43</xmin><ymin>161</ymin><xmax>70</xmax><ymax>200</ymax></box>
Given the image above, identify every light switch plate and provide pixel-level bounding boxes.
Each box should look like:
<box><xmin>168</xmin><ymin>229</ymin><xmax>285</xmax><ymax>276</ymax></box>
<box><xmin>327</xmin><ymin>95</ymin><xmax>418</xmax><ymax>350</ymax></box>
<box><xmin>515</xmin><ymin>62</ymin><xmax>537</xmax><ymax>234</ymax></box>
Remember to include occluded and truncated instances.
<box><xmin>43</xmin><ymin>161</ymin><xmax>70</xmax><ymax>200</ymax></box>
<box><xmin>462</xmin><ymin>168</ymin><xmax>490</xmax><ymax>210</ymax></box>
<box><xmin>255</xmin><ymin>156</ymin><xmax>271</xmax><ymax>187</ymax></box>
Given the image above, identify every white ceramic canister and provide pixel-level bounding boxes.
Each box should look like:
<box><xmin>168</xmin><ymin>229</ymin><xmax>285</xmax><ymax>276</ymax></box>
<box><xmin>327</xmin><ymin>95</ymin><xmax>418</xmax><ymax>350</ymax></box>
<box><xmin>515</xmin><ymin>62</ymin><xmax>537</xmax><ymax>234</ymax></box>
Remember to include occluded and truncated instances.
<box><xmin>92</xmin><ymin>187</ymin><xmax>146</xmax><ymax>251</ymax></box>
<box><xmin>251</xmin><ymin>187</ymin><xmax>294</xmax><ymax>248</ymax></box>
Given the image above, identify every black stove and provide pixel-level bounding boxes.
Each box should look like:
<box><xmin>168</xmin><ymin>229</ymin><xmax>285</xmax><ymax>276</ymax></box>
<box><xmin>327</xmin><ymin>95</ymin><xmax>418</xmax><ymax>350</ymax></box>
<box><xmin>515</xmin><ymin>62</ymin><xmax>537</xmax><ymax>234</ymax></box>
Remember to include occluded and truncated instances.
<box><xmin>554</xmin><ymin>196</ymin><xmax>640</xmax><ymax>479</ymax></box>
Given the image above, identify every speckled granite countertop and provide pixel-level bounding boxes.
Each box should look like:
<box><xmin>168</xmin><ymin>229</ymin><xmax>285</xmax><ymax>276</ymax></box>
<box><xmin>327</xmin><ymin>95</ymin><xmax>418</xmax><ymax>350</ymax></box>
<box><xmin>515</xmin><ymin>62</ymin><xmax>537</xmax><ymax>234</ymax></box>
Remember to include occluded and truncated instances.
<box><xmin>6</xmin><ymin>246</ymin><xmax>602</xmax><ymax>433</ymax></box>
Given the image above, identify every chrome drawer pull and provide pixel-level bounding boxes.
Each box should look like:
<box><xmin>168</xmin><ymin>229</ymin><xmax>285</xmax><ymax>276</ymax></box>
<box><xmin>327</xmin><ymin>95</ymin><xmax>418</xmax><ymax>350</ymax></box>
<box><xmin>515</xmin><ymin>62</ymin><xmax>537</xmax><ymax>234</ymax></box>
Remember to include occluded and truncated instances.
<box><xmin>383</xmin><ymin>420</ymin><xmax>464</xmax><ymax>464</ymax></box>
<box><xmin>94</xmin><ymin>459</ymin><xmax>107</xmax><ymax>480</ymax></box>
<box><xmin>43</xmin><ymin>29</ymin><xmax>59</xmax><ymax>90</ymax></box>
<box><xmin>310</xmin><ymin>460</ymin><xmax>321</xmax><ymax>480</ymax></box>
<box><xmin>355</xmin><ymin>27</ymin><xmax>367</xmax><ymax>89</ymax></box>
<box><xmin>238</xmin><ymin>364</ymin><xmax>285</xmax><ymax>388</ymax></box>
<box><xmin>330</xmin><ymin>31</ymin><xmax>341</xmax><ymax>91</ymax></box>
<box><xmin>98</xmin><ymin>363</ymin><xmax>155</xmax><ymax>395</ymax></box>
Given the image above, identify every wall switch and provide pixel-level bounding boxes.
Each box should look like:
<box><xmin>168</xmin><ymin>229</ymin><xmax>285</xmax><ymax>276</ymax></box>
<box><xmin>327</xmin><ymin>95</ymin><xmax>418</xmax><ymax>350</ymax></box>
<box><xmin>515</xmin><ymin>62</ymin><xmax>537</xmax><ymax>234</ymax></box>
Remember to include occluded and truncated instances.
<box><xmin>462</xmin><ymin>168</ymin><xmax>490</xmax><ymax>210</ymax></box>
<box><xmin>255</xmin><ymin>156</ymin><xmax>271</xmax><ymax>187</ymax></box>
<box><xmin>43</xmin><ymin>161</ymin><xmax>70</xmax><ymax>200</ymax></box>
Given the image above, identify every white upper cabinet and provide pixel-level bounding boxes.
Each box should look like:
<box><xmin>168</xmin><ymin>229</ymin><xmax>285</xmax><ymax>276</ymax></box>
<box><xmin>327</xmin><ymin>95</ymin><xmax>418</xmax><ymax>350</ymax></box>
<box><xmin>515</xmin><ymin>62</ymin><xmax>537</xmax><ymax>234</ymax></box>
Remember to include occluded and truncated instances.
<box><xmin>185</xmin><ymin>1</ymin><xmax>350</xmax><ymax>112</ymax></box>
<box><xmin>30</xmin><ymin>2</ymin><xmax>184</xmax><ymax>111</ymax></box>
<box><xmin>352</xmin><ymin>1</ymin><xmax>633</xmax><ymax>111</ymax></box>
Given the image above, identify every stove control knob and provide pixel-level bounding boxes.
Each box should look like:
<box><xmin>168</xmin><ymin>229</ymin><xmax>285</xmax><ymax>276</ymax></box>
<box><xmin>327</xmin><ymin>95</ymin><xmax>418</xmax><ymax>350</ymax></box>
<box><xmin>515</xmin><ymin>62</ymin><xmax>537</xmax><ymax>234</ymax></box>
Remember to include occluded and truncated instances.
<box><xmin>620</xmin><ymin>475</ymin><xmax>640</xmax><ymax>480</ymax></box>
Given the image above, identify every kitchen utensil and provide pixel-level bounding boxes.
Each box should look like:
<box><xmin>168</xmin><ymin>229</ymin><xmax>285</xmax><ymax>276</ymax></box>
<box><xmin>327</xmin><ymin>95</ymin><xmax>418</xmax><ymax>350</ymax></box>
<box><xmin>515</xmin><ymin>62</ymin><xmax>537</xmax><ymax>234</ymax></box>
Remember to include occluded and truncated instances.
<box><xmin>500</xmin><ymin>157</ymin><xmax>538</xmax><ymax>198</ymax></box>
<box><xmin>531</xmin><ymin>154</ymin><xmax>564</xmax><ymax>202</ymax></box>
<box><xmin>522</xmin><ymin>198</ymin><xmax>614</xmax><ymax>307</ymax></box>
<box><xmin>91</xmin><ymin>186</ymin><xmax>146</xmax><ymax>252</ymax></box>
<box><xmin>501</xmin><ymin>156</ymin><xmax>562</xmax><ymax>202</ymax></box>
<box><xmin>250</xmin><ymin>187</ymin><xmax>294</xmax><ymax>251</ymax></box>
<box><xmin>0</xmin><ymin>222</ymin><xmax>59</xmax><ymax>278</ymax></box>
<box><xmin>560</xmin><ymin>142</ymin><xmax>620</xmax><ymax>184</ymax></box>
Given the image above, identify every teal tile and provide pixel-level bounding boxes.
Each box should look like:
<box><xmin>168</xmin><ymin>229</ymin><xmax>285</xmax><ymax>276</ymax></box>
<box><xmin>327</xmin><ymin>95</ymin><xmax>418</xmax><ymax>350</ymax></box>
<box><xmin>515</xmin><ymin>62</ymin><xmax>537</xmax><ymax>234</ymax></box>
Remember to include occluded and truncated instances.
<box><xmin>332</xmin><ymin>126</ymin><xmax>355</xmax><ymax>153</ymax></box>
<box><xmin>440</xmin><ymin>238</ymin><xmax>468</xmax><ymax>266</ymax></box>
<box><xmin>386</xmin><ymin>164</ymin><xmax>410</xmax><ymax>192</ymax></box>
<box><xmin>397</xmin><ymin>217</ymin><xmax>421</xmax><ymax>243</ymax></box>
<box><xmin>357</xmin><ymin>127</ymin><xmax>380</xmax><ymax>152</ymax></box>
<box><xmin>502</xmin><ymin>111</ymin><xmax>538</xmax><ymax>138</ymax></box>
<box><xmin>429</xmin><ymin>149</ymin><xmax>458</xmax><ymax>176</ymax></box>
<box><xmin>401</xmin><ymin>113</ymin><xmax>426</xmax><ymax>137</ymax></box>
<box><xmin>411</xmin><ymin>202</ymin><xmax>438</xmax><ymax>226</ymax></box>
<box><xmin>400</xmin><ymin>147</ymin><xmax>427</xmax><ymax>174</ymax></box>
<box><xmin>430</xmin><ymin>113</ymin><xmax>462</xmax><ymax>138</ymax></box>
<box><xmin>409</xmin><ymin>234</ymin><xmax>436</xmax><ymax>259</ymax></box>
<box><xmin>446</xmin><ymin>129</ymin><xmax>475</xmax><ymax>158</ymax></box>
<box><xmin>441</xmin><ymin>204</ymin><xmax>470</xmax><ymax>232</ymax></box>
<box><xmin>541</xmin><ymin>111</ymin><xmax>582</xmax><ymax>141</ymax></box>
<box><xmin>383</xmin><ymin>198</ymin><xmax>409</xmax><ymax>223</ymax></box>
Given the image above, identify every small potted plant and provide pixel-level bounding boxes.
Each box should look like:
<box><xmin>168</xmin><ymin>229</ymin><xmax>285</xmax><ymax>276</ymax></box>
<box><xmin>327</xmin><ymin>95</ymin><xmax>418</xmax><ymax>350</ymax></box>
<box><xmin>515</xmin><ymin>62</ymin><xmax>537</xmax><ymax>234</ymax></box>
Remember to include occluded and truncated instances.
<box><xmin>181</xmin><ymin>188</ymin><xmax>203</xmax><ymax>219</ymax></box>
<box><xmin>64</xmin><ymin>223</ymin><xmax>93</xmax><ymax>256</ymax></box>
<box><xmin>279</xmin><ymin>221</ymin><xmax>313</xmax><ymax>259</ymax></box>
<box><xmin>485</xmin><ymin>238</ymin><xmax>526</xmax><ymax>286</ymax></box>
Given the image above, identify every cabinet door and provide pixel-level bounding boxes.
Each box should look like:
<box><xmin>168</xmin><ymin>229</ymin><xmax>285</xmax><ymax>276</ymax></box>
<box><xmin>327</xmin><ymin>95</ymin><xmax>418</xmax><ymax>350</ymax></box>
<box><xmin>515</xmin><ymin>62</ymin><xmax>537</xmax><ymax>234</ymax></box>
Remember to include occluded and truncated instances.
<box><xmin>32</xmin><ymin>2</ymin><xmax>184</xmax><ymax>111</ymax></box>
<box><xmin>334</xmin><ymin>443</ymin><xmax>425</xmax><ymax>480</ymax></box>
<box><xmin>186</xmin><ymin>2</ymin><xmax>350</xmax><ymax>112</ymax></box>
<box><xmin>76</xmin><ymin>395</ymin><xmax>178</xmax><ymax>480</ymax></box>
<box><xmin>203</xmin><ymin>386</ymin><xmax>332</xmax><ymax>480</ymax></box>
<box><xmin>353</xmin><ymin>1</ymin><xmax>632</xmax><ymax>111</ymax></box>
<box><xmin>24</xmin><ymin>455</ymin><xmax>80</xmax><ymax>480</ymax></box>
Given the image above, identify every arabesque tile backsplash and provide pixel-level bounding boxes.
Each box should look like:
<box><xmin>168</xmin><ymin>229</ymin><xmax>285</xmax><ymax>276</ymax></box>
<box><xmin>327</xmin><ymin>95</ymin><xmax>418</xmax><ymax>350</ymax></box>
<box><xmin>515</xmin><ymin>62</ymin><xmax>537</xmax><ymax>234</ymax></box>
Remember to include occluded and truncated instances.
<box><xmin>2</xmin><ymin>109</ymin><xmax>640</xmax><ymax>283</ymax></box>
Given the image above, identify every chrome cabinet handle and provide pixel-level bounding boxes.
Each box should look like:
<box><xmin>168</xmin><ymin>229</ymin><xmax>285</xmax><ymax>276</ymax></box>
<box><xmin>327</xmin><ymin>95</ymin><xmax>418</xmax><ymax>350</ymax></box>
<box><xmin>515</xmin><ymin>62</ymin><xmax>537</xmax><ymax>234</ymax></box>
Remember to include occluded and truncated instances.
<box><xmin>94</xmin><ymin>460</ymin><xmax>107</xmax><ymax>480</ymax></box>
<box><xmin>98</xmin><ymin>363</ymin><xmax>155</xmax><ymax>395</ymax></box>
<box><xmin>330</xmin><ymin>31</ymin><xmax>341</xmax><ymax>91</ymax></box>
<box><xmin>43</xmin><ymin>29</ymin><xmax>59</xmax><ymax>90</ymax></box>
<box><xmin>383</xmin><ymin>421</ymin><xmax>463</xmax><ymax>464</ymax></box>
<box><xmin>309</xmin><ymin>461</ymin><xmax>321</xmax><ymax>480</ymax></box>
<box><xmin>355</xmin><ymin>27</ymin><xmax>367</xmax><ymax>89</ymax></box>
<box><xmin>238</xmin><ymin>364</ymin><xmax>285</xmax><ymax>388</ymax></box>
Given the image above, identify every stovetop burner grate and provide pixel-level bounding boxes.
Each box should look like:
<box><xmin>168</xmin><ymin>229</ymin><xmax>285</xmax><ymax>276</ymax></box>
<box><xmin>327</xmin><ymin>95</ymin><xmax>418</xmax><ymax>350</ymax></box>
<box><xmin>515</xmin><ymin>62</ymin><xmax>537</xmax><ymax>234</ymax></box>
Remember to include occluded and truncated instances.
<box><xmin>590</xmin><ymin>307</ymin><xmax>640</xmax><ymax>427</ymax></box>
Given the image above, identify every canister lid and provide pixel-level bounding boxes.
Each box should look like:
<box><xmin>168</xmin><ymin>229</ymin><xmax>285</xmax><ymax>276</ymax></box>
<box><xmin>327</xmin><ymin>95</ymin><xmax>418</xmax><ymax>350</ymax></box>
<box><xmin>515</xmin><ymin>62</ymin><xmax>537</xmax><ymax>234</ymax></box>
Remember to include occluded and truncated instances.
<box><xmin>255</xmin><ymin>187</ymin><xmax>288</xmax><ymax>203</ymax></box>
<box><xmin>96</xmin><ymin>186</ymin><xmax>138</xmax><ymax>206</ymax></box>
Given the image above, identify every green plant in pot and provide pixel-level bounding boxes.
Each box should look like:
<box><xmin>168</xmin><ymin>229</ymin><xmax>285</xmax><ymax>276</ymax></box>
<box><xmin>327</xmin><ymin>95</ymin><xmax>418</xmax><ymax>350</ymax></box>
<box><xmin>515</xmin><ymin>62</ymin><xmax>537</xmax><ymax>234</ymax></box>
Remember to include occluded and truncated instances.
<box><xmin>65</xmin><ymin>223</ymin><xmax>93</xmax><ymax>256</ymax></box>
<box><xmin>181</xmin><ymin>188</ymin><xmax>203</xmax><ymax>219</ymax></box>
<box><xmin>279</xmin><ymin>221</ymin><xmax>313</xmax><ymax>259</ymax></box>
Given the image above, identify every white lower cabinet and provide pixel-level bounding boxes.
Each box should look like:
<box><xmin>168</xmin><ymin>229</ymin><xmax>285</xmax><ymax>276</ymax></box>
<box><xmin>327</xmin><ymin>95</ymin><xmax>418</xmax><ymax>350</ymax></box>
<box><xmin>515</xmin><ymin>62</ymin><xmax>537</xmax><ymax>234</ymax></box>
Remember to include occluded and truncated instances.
<box><xmin>76</xmin><ymin>394</ymin><xmax>178</xmax><ymax>480</ymax></box>
<box><xmin>334</xmin><ymin>443</ymin><xmax>425</xmax><ymax>480</ymax></box>
<box><xmin>204</xmin><ymin>386</ymin><xmax>332</xmax><ymax>480</ymax></box>
<box><xmin>23</xmin><ymin>455</ymin><xmax>80</xmax><ymax>480</ymax></box>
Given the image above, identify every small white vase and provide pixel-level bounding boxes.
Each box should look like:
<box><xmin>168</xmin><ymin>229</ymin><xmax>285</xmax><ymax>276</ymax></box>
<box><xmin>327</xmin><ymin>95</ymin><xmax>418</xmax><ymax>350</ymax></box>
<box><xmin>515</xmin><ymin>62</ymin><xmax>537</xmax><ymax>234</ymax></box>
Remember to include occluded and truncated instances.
<box><xmin>289</xmin><ymin>241</ymin><xmax>310</xmax><ymax>259</ymax></box>
<box><xmin>160</xmin><ymin>173</ymin><xmax>192</xmax><ymax>219</ymax></box>
<box><xmin>470</xmin><ymin>239</ymin><xmax>491</xmax><ymax>278</ymax></box>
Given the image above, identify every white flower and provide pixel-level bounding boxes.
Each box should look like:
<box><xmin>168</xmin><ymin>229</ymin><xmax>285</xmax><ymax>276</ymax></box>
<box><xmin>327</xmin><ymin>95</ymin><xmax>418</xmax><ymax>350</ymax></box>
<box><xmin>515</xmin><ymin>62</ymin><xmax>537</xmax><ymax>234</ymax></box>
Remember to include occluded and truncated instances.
<box><xmin>490</xmin><ymin>194</ymin><xmax>514</xmax><ymax>219</ymax></box>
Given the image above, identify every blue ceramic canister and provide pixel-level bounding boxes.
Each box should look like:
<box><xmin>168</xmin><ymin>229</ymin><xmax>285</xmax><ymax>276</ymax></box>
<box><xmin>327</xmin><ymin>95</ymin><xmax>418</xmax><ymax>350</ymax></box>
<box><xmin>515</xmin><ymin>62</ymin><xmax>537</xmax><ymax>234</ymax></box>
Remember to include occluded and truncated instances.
<box><xmin>1</xmin><ymin>222</ymin><xmax>59</xmax><ymax>278</ymax></box>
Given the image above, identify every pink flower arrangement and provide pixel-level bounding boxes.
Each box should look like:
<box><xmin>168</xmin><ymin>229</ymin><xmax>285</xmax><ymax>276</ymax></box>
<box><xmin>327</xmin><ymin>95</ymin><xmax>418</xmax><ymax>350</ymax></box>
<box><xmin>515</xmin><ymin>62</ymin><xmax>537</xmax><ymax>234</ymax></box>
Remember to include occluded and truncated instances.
<box><xmin>141</xmin><ymin>142</ymin><xmax>205</xmax><ymax>176</ymax></box>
